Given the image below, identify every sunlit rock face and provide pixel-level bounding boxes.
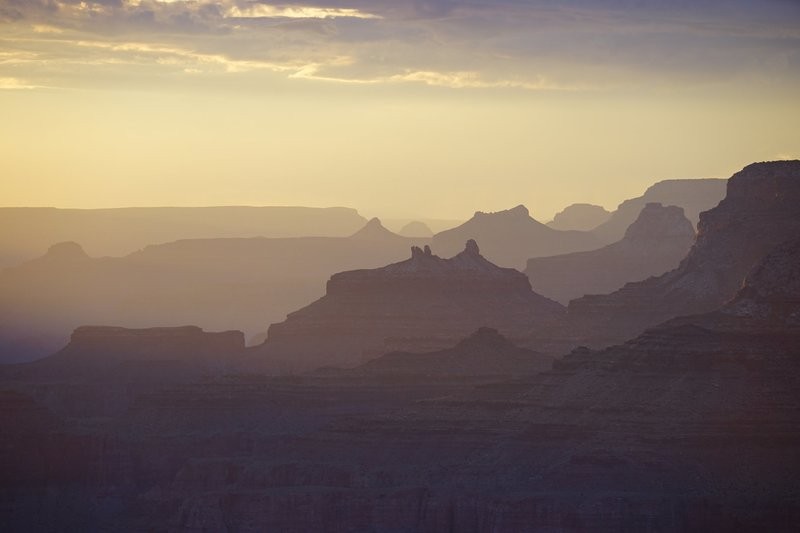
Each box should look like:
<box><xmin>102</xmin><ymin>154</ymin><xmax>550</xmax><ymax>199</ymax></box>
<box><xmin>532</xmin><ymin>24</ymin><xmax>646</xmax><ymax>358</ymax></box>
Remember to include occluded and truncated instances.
<box><xmin>527</xmin><ymin>203</ymin><xmax>695</xmax><ymax>303</ymax></box>
<box><xmin>559</xmin><ymin>160</ymin><xmax>800</xmax><ymax>348</ymax></box>
<box><xmin>256</xmin><ymin>240</ymin><xmax>564</xmax><ymax>373</ymax></box>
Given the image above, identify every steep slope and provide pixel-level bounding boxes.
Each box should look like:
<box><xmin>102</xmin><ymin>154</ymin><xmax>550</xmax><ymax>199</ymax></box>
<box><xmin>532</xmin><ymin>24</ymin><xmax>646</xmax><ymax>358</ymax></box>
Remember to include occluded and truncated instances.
<box><xmin>526</xmin><ymin>203</ymin><xmax>695</xmax><ymax>303</ymax></box>
<box><xmin>432</xmin><ymin>205</ymin><xmax>601</xmax><ymax>269</ymax></box>
<box><xmin>591</xmin><ymin>178</ymin><xmax>725</xmax><ymax>243</ymax></box>
<box><xmin>256</xmin><ymin>240</ymin><xmax>564</xmax><ymax>372</ymax></box>
<box><xmin>546</xmin><ymin>203</ymin><xmax>611</xmax><ymax>231</ymax></box>
<box><xmin>558</xmin><ymin>160</ymin><xmax>800</xmax><ymax>349</ymax></box>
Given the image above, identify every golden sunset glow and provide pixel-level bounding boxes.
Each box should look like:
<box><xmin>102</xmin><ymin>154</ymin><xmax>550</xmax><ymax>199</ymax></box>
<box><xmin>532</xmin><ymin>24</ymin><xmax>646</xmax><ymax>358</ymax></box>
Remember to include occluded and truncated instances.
<box><xmin>1</xmin><ymin>1</ymin><xmax>799</xmax><ymax>219</ymax></box>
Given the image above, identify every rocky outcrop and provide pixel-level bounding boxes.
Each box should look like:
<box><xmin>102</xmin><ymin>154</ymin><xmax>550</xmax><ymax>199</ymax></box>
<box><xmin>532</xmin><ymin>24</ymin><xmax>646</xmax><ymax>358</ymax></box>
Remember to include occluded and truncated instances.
<box><xmin>557</xmin><ymin>161</ymin><xmax>800</xmax><ymax>349</ymax></box>
<box><xmin>432</xmin><ymin>205</ymin><xmax>601</xmax><ymax>269</ymax></box>
<box><xmin>559</xmin><ymin>234</ymin><xmax>800</xmax><ymax>372</ymax></box>
<box><xmin>547</xmin><ymin>203</ymin><xmax>611</xmax><ymax>231</ymax></box>
<box><xmin>590</xmin><ymin>177</ymin><xmax>726</xmax><ymax>243</ymax></box>
<box><xmin>526</xmin><ymin>203</ymin><xmax>695</xmax><ymax>303</ymax></box>
<box><xmin>256</xmin><ymin>241</ymin><xmax>564</xmax><ymax>372</ymax></box>
<box><xmin>355</xmin><ymin>327</ymin><xmax>554</xmax><ymax>378</ymax></box>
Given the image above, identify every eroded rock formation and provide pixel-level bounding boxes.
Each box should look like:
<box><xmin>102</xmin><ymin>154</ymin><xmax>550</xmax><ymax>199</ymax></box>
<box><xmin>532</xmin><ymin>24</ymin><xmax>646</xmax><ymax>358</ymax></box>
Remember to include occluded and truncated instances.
<box><xmin>558</xmin><ymin>161</ymin><xmax>800</xmax><ymax>348</ymax></box>
<box><xmin>432</xmin><ymin>205</ymin><xmax>601</xmax><ymax>269</ymax></box>
<box><xmin>257</xmin><ymin>240</ymin><xmax>564</xmax><ymax>372</ymax></box>
<box><xmin>527</xmin><ymin>203</ymin><xmax>695</xmax><ymax>303</ymax></box>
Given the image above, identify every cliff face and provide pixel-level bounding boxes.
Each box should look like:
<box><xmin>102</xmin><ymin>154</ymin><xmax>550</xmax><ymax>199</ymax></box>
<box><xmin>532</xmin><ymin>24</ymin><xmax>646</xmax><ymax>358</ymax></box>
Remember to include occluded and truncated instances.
<box><xmin>257</xmin><ymin>240</ymin><xmax>564</xmax><ymax>372</ymax></box>
<box><xmin>561</xmin><ymin>161</ymin><xmax>800</xmax><ymax>348</ymax></box>
<box><xmin>527</xmin><ymin>203</ymin><xmax>695</xmax><ymax>303</ymax></box>
<box><xmin>590</xmin><ymin>177</ymin><xmax>726</xmax><ymax>243</ymax></box>
<box><xmin>560</xmin><ymin>234</ymin><xmax>800</xmax><ymax>373</ymax></box>
<box><xmin>432</xmin><ymin>205</ymin><xmax>601</xmax><ymax>269</ymax></box>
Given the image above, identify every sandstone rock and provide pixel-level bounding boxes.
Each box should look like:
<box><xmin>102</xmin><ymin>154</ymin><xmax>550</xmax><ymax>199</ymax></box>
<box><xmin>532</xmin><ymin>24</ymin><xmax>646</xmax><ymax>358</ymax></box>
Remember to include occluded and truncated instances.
<box><xmin>547</xmin><ymin>203</ymin><xmax>611</xmax><ymax>231</ymax></box>
<box><xmin>560</xmin><ymin>161</ymin><xmax>800</xmax><ymax>349</ymax></box>
<box><xmin>591</xmin><ymin>177</ymin><xmax>726</xmax><ymax>242</ymax></box>
<box><xmin>527</xmin><ymin>203</ymin><xmax>695</xmax><ymax>303</ymax></box>
<box><xmin>432</xmin><ymin>205</ymin><xmax>601</xmax><ymax>269</ymax></box>
<box><xmin>256</xmin><ymin>241</ymin><xmax>564</xmax><ymax>372</ymax></box>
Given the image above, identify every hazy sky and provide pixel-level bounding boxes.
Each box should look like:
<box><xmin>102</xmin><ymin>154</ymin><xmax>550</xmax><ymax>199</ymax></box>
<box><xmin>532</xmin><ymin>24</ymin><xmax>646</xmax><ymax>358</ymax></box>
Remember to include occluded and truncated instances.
<box><xmin>1</xmin><ymin>0</ymin><xmax>799</xmax><ymax>220</ymax></box>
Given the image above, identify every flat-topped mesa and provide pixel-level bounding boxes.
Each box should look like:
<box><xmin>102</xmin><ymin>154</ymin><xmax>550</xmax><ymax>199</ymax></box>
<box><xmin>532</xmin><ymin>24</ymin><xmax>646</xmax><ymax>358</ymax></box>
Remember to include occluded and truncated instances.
<box><xmin>561</xmin><ymin>160</ymin><xmax>800</xmax><ymax>349</ymax></box>
<box><xmin>474</xmin><ymin>204</ymin><xmax>530</xmax><ymax>218</ymax></box>
<box><xmin>60</xmin><ymin>325</ymin><xmax>245</xmax><ymax>362</ymax></box>
<box><xmin>258</xmin><ymin>241</ymin><xmax>564</xmax><ymax>372</ymax></box>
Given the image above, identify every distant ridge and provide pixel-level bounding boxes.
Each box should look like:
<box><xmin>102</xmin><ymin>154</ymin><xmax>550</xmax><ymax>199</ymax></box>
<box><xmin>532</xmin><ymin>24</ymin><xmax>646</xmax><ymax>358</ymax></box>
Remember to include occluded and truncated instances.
<box><xmin>432</xmin><ymin>204</ymin><xmax>601</xmax><ymax>269</ymax></box>
<box><xmin>528</xmin><ymin>203</ymin><xmax>695</xmax><ymax>303</ymax></box>
<box><xmin>0</xmin><ymin>206</ymin><xmax>368</xmax><ymax>268</ymax></box>
<box><xmin>557</xmin><ymin>160</ymin><xmax>800</xmax><ymax>349</ymax></box>
<box><xmin>590</xmin><ymin>178</ymin><xmax>726</xmax><ymax>243</ymax></box>
<box><xmin>547</xmin><ymin>203</ymin><xmax>611</xmax><ymax>231</ymax></box>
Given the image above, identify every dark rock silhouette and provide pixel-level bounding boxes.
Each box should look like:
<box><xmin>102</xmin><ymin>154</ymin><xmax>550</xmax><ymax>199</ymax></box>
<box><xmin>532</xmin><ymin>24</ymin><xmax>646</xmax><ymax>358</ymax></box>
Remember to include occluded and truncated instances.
<box><xmin>546</xmin><ymin>203</ymin><xmax>611</xmax><ymax>231</ymax></box>
<box><xmin>527</xmin><ymin>203</ymin><xmax>695</xmax><ymax>303</ymax></box>
<box><xmin>432</xmin><ymin>205</ymin><xmax>601</xmax><ymax>269</ymax></box>
<box><xmin>398</xmin><ymin>220</ymin><xmax>434</xmax><ymax>237</ymax></box>
<box><xmin>257</xmin><ymin>240</ymin><xmax>564</xmax><ymax>372</ymax></box>
<box><xmin>590</xmin><ymin>178</ymin><xmax>726</xmax><ymax>243</ymax></box>
<box><xmin>558</xmin><ymin>161</ymin><xmax>800</xmax><ymax>349</ymax></box>
<box><xmin>0</xmin><ymin>219</ymin><xmax>427</xmax><ymax>362</ymax></box>
<box><xmin>356</xmin><ymin>327</ymin><xmax>554</xmax><ymax>377</ymax></box>
<box><xmin>0</xmin><ymin>206</ymin><xmax>367</xmax><ymax>268</ymax></box>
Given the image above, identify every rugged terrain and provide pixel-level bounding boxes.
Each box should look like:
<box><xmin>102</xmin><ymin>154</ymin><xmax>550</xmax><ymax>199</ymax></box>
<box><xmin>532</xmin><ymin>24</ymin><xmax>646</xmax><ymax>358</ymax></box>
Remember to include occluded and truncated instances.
<box><xmin>554</xmin><ymin>161</ymin><xmax>800</xmax><ymax>350</ymax></box>
<box><xmin>432</xmin><ymin>205</ymin><xmax>602</xmax><ymax>269</ymax></box>
<box><xmin>0</xmin><ymin>219</ymin><xmax>423</xmax><ymax>362</ymax></box>
<box><xmin>257</xmin><ymin>240</ymin><xmax>563</xmax><ymax>372</ymax></box>
<box><xmin>527</xmin><ymin>203</ymin><xmax>695</xmax><ymax>303</ymax></box>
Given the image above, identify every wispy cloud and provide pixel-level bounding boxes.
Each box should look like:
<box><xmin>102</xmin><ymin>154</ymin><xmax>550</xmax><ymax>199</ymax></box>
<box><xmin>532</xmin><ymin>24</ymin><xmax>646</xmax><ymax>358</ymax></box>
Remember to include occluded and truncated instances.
<box><xmin>0</xmin><ymin>77</ymin><xmax>44</xmax><ymax>89</ymax></box>
<box><xmin>225</xmin><ymin>5</ymin><xmax>381</xmax><ymax>20</ymax></box>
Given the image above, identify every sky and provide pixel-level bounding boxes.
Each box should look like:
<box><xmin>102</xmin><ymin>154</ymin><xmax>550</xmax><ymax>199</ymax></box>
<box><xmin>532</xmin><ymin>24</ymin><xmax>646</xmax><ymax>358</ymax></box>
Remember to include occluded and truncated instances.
<box><xmin>0</xmin><ymin>0</ymin><xmax>799</xmax><ymax>220</ymax></box>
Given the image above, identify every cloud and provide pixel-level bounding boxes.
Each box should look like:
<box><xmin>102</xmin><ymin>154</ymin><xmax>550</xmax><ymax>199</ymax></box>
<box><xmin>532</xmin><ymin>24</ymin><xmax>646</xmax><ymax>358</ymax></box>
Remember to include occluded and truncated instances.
<box><xmin>1</xmin><ymin>0</ymin><xmax>799</xmax><ymax>93</ymax></box>
<box><xmin>0</xmin><ymin>77</ymin><xmax>44</xmax><ymax>89</ymax></box>
<box><xmin>225</xmin><ymin>4</ymin><xmax>381</xmax><ymax>20</ymax></box>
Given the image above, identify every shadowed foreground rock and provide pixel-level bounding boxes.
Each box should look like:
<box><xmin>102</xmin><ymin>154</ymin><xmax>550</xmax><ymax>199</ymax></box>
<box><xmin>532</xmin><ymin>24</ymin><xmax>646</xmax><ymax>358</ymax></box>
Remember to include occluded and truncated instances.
<box><xmin>550</xmin><ymin>160</ymin><xmax>800</xmax><ymax>350</ymax></box>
